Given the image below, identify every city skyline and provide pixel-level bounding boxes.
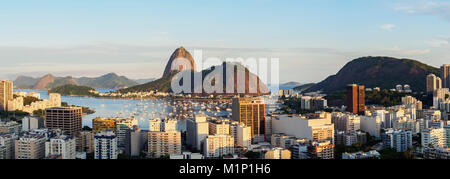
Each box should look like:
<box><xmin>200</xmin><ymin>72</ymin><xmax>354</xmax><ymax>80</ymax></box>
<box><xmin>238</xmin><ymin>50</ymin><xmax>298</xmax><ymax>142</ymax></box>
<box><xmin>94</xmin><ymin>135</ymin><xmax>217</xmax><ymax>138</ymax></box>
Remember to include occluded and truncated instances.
<box><xmin>1</xmin><ymin>0</ymin><xmax>450</xmax><ymax>83</ymax></box>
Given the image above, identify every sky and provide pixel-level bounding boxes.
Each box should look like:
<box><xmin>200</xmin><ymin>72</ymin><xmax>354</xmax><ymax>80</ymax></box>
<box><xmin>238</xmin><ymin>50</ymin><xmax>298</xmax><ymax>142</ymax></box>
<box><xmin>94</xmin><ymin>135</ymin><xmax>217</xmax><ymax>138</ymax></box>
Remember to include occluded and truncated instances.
<box><xmin>1</xmin><ymin>0</ymin><xmax>450</xmax><ymax>83</ymax></box>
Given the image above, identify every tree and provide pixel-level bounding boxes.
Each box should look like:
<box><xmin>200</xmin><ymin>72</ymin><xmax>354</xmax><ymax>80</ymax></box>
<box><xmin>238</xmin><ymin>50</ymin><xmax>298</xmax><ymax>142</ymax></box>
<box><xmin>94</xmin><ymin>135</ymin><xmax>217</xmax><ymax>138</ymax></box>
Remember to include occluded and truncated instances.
<box><xmin>244</xmin><ymin>151</ymin><xmax>262</xmax><ymax>159</ymax></box>
<box><xmin>86</xmin><ymin>153</ymin><xmax>95</xmax><ymax>160</ymax></box>
<box><xmin>118</xmin><ymin>153</ymin><xmax>130</xmax><ymax>159</ymax></box>
<box><xmin>160</xmin><ymin>155</ymin><xmax>170</xmax><ymax>159</ymax></box>
<box><xmin>138</xmin><ymin>152</ymin><xmax>147</xmax><ymax>159</ymax></box>
<box><xmin>33</xmin><ymin>109</ymin><xmax>45</xmax><ymax>117</ymax></box>
<box><xmin>82</xmin><ymin>126</ymin><xmax>92</xmax><ymax>131</ymax></box>
<box><xmin>402</xmin><ymin>148</ymin><xmax>414</xmax><ymax>159</ymax></box>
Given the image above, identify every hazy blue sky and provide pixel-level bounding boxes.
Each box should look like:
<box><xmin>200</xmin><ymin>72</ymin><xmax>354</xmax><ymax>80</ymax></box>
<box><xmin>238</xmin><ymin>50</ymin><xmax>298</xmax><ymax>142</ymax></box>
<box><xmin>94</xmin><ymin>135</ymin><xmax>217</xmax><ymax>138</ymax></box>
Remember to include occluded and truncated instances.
<box><xmin>1</xmin><ymin>0</ymin><xmax>450</xmax><ymax>83</ymax></box>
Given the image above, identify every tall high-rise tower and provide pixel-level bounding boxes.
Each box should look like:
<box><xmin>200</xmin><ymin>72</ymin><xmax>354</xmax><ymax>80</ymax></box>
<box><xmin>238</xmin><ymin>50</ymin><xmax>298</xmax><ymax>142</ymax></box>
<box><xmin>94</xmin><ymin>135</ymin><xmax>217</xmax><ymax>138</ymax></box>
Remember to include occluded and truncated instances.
<box><xmin>0</xmin><ymin>80</ymin><xmax>13</xmax><ymax>111</ymax></box>
<box><xmin>346</xmin><ymin>84</ymin><xmax>365</xmax><ymax>115</ymax></box>
<box><xmin>442</xmin><ymin>65</ymin><xmax>450</xmax><ymax>88</ymax></box>
<box><xmin>232</xmin><ymin>97</ymin><xmax>265</xmax><ymax>143</ymax></box>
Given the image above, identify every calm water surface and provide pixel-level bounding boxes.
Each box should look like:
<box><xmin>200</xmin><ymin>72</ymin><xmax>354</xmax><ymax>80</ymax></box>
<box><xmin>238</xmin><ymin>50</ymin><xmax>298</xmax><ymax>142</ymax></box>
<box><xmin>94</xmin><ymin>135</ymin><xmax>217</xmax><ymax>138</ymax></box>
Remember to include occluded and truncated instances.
<box><xmin>17</xmin><ymin>89</ymin><xmax>178</xmax><ymax>131</ymax></box>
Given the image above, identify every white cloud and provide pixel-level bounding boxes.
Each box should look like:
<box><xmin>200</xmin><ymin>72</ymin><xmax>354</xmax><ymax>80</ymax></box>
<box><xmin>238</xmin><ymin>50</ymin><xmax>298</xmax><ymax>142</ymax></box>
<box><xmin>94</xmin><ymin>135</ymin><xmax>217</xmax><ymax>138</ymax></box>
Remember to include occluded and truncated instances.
<box><xmin>384</xmin><ymin>46</ymin><xmax>431</xmax><ymax>55</ymax></box>
<box><xmin>394</xmin><ymin>0</ymin><xmax>450</xmax><ymax>21</ymax></box>
<box><xmin>428</xmin><ymin>37</ymin><xmax>450</xmax><ymax>47</ymax></box>
<box><xmin>380</xmin><ymin>24</ymin><xmax>396</xmax><ymax>31</ymax></box>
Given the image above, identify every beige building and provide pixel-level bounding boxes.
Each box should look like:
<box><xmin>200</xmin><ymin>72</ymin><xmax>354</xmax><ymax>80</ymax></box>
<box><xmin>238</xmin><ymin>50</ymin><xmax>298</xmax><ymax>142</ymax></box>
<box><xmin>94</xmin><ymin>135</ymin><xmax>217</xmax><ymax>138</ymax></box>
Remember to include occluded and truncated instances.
<box><xmin>28</xmin><ymin>92</ymin><xmax>40</xmax><ymax>99</ymax></box>
<box><xmin>232</xmin><ymin>97</ymin><xmax>265</xmax><ymax>143</ymax></box>
<box><xmin>331</xmin><ymin>112</ymin><xmax>360</xmax><ymax>133</ymax></box>
<box><xmin>49</xmin><ymin>93</ymin><xmax>62</xmax><ymax>107</ymax></box>
<box><xmin>264</xmin><ymin>148</ymin><xmax>291</xmax><ymax>159</ymax></box>
<box><xmin>148</xmin><ymin>131</ymin><xmax>181</xmax><ymax>158</ymax></box>
<box><xmin>163</xmin><ymin>119</ymin><xmax>178</xmax><ymax>132</ymax></box>
<box><xmin>272</xmin><ymin>113</ymin><xmax>334</xmax><ymax>143</ymax></box>
<box><xmin>15</xmin><ymin>134</ymin><xmax>46</xmax><ymax>159</ymax></box>
<box><xmin>401</xmin><ymin>96</ymin><xmax>423</xmax><ymax>110</ymax></box>
<box><xmin>209</xmin><ymin>121</ymin><xmax>230</xmax><ymax>135</ymax></box>
<box><xmin>7</xmin><ymin>97</ymin><xmax>23</xmax><ymax>111</ymax></box>
<box><xmin>7</xmin><ymin>92</ymin><xmax>62</xmax><ymax>114</ymax></box>
<box><xmin>360</xmin><ymin>116</ymin><xmax>382</xmax><ymax>137</ymax></box>
<box><xmin>422</xmin><ymin>128</ymin><xmax>445</xmax><ymax>148</ymax></box>
<box><xmin>76</xmin><ymin>131</ymin><xmax>94</xmax><ymax>153</ymax></box>
<box><xmin>233</xmin><ymin>123</ymin><xmax>252</xmax><ymax>148</ymax></box>
<box><xmin>427</xmin><ymin>74</ymin><xmax>442</xmax><ymax>93</ymax></box>
<box><xmin>93</xmin><ymin>117</ymin><xmax>117</xmax><ymax>134</ymax></box>
<box><xmin>0</xmin><ymin>121</ymin><xmax>21</xmax><ymax>134</ymax></box>
<box><xmin>186</xmin><ymin>115</ymin><xmax>209</xmax><ymax>151</ymax></box>
<box><xmin>309</xmin><ymin>140</ymin><xmax>335</xmax><ymax>159</ymax></box>
<box><xmin>45</xmin><ymin>135</ymin><xmax>76</xmax><ymax>159</ymax></box>
<box><xmin>424</xmin><ymin>147</ymin><xmax>450</xmax><ymax>159</ymax></box>
<box><xmin>92</xmin><ymin>117</ymin><xmax>138</xmax><ymax>135</ymax></box>
<box><xmin>0</xmin><ymin>134</ymin><xmax>17</xmax><ymax>159</ymax></box>
<box><xmin>0</xmin><ymin>80</ymin><xmax>13</xmax><ymax>111</ymax></box>
<box><xmin>45</xmin><ymin>107</ymin><xmax>82</xmax><ymax>136</ymax></box>
<box><xmin>149</xmin><ymin>118</ymin><xmax>162</xmax><ymax>132</ymax></box>
<box><xmin>203</xmin><ymin>135</ymin><xmax>234</xmax><ymax>158</ymax></box>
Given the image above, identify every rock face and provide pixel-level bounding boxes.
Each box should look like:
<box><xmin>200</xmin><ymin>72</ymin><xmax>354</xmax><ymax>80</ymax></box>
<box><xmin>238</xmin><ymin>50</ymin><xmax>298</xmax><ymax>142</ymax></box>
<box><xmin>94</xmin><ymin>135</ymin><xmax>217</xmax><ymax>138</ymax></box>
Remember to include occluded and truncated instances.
<box><xmin>193</xmin><ymin>62</ymin><xmax>270</xmax><ymax>96</ymax></box>
<box><xmin>304</xmin><ymin>56</ymin><xmax>441</xmax><ymax>93</ymax></box>
<box><xmin>162</xmin><ymin>47</ymin><xmax>196</xmax><ymax>77</ymax></box>
<box><xmin>33</xmin><ymin>74</ymin><xmax>55</xmax><ymax>90</ymax></box>
<box><xmin>122</xmin><ymin>63</ymin><xmax>270</xmax><ymax>97</ymax></box>
<box><xmin>121</xmin><ymin>47</ymin><xmax>270</xmax><ymax>96</ymax></box>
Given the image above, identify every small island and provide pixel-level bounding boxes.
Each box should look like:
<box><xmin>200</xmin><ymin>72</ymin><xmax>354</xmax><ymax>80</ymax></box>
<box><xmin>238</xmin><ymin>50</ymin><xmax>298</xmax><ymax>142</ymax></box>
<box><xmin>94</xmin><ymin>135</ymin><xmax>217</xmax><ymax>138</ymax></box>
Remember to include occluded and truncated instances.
<box><xmin>49</xmin><ymin>84</ymin><xmax>99</xmax><ymax>97</ymax></box>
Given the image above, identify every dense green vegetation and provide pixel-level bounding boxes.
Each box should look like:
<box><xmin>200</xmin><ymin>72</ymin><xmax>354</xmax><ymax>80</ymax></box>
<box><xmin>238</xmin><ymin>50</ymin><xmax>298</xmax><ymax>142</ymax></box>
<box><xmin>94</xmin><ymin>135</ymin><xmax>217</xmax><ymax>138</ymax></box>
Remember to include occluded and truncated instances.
<box><xmin>244</xmin><ymin>151</ymin><xmax>262</xmax><ymax>159</ymax></box>
<box><xmin>365</xmin><ymin>90</ymin><xmax>406</xmax><ymax>107</ymax></box>
<box><xmin>0</xmin><ymin>110</ymin><xmax>29</xmax><ymax>118</ymax></box>
<box><xmin>12</xmin><ymin>94</ymin><xmax>42</xmax><ymax>106</ymax></box>
<box><xmin>119</xmin><ymin>73</ymin><xmax>176</xmax><ymax>93</ymax></box>
<box><xmin>33</xmin><ymin>109</ymin><xmax>45</xmax><ymax>117</ymax></box>
<box><xmin>49</xmin><ymin>84</ymin><xmax>98</xmax><ymax>96</ymax></box>
<box><xmin>82</xmin><ymin>126</ymin><xmax>92</xmax><ymax>131</ymax></box>
<box><xmin>324</xmin><ymin>91</ymin><xmax>346</xmax><ymax>101</ymax></box>
<box><xmin>282</xmin><ymin>98</ymin><xmax>322</xmax><ymax>114</ymax></box>
<box><xmin>61</xmin><ymin>102</ymin><xmax>96</xmax><ymax>115</ymax></box>
<box><xmin>86</xmin><ymin>153</ymin><xmax>94</xmax><ymax>160</ymax></box>
<box><xmin>334</xmin><ymin>133</ymin><xmax>379</xmax><ymax>159</ymax></box>
<box><xmin>324</xmin><ymin>89</ymin><xmax>425</xmax><ymax>107</ymax></box>
<box><xmin>23</xmin><ymin>96</ymin><xmax>42</xmax><ymax>106</ymax></box>
<box><xmin>379</xmin><ymin>148</ymin><xmax>414</xmax><ymax>159</ymax></box>
<box><xmin>293</xmin><ymin>83</ymin><xmax>316</xmax><ymax>92</ymax></box>
<box><xmin>118</xmin><ymin>153</ymin><xmax>130</xmax><ymax>159</ymax></box>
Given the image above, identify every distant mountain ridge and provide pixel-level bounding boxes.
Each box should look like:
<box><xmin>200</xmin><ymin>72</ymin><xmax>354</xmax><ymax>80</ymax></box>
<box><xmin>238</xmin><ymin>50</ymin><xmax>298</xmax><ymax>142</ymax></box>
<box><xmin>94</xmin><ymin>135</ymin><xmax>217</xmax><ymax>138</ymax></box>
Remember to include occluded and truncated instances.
<box><xmin>302</xmin><ymin>56</ymin><xmax>440</xmax><ymax>93</ymax></box>
<box><xmin>13</xmin><ymin>76</ymin><xmax>40</xmax><ymax>89</ymax></box>
<box><xmin>14</xmin><ymin>73</ymin><xmax>139</xmax><ymax>90</ymax></box>
<box><xmin>280</xmin><ymin>82</ymin><xmax>302</xmax><ymax>89</ymax></box>
<box><xmin>134</xmin><ymin>78</ymin><xmax>157</xmax><ymax>84</ymax></box>
<box><xmin>293</xmin><ymin>83</ymin><xmax>316</xmax><ymax>92</ymax></box>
